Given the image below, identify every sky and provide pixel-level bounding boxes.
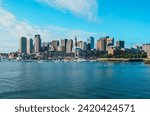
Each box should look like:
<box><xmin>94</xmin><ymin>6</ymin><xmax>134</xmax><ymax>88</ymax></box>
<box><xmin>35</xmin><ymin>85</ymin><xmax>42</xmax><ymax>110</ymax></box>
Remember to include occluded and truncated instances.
<box><xmin>0</xmin><ymin>0</ymin><xmax>150</xmax><ymax>53</ymax></box>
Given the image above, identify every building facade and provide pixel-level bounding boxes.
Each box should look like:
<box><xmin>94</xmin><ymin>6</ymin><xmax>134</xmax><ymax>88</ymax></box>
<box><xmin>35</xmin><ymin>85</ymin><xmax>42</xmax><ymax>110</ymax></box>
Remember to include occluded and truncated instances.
<box><xmin>51</xmin><ymin>40</ymin><xmax>59</xmax><ymax>51</ymax></box>
<box><xmin>19</xmin><ymin>37</ymin><xmax>27</xmax><ymax>53</ymax></box>
<box><xmin>116</xmin><ymin>41</ymin><xmax>125</xmax><ymax>49</ymax></box>
<box><xmin>27</xmin><ymin>38</ymin><xmax>33</xmax><ymax>54</ymax></box>
<box><xmin>66</xmin><ymin>39</ymin><xmax>73</xmax><ymax>53</ymax></box>
<box><xmin>97</xmin><ymin>38</ymin><xmax>107</xmax><ymax>51</ymax></box>
<box><xmin>34</xmin><ymin>35</ymin><xmax>41</xmax><ymax>53</ymax></box>
<box><xmin>143</xmin><ymin>44</ymin><xmax>150</xmax><ymax>53</ymax></box>
<box><xmin>87</xmin><ymin>37</ymin><xmax>95</xmax><ymax>50</ymax></box>
<box><xmin>61</xmin><ymin>39</ymin><xmax>68</xmax><ymax>52</ymax></box>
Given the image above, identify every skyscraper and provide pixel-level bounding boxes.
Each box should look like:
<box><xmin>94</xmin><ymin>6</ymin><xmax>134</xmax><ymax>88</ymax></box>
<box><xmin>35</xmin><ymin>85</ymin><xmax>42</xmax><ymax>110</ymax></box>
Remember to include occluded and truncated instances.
<box><xmin>116</xmin><ymin>41</ymin><xmax>125</xmax><ymax>49</ymax></box>
<box><xmin>19</xmin><ymin>37</ymin><xmax>27</xmax><ymax>53</ymax></box>
<box><xmin>72</xmin><ymin>36</ymin><xmax>77</xmax><ymax>52</ymax></box>
<box><xmin>97</xmin><ymin>38</ymin><xmax>107</xmax><ymax>51</ymax></box>
<box><xmin>87</xmin><ymin>37</ymin><xmax>95</xmax><ymax>50</ymax></box>
<box><xmin>74</xmin><ymin>36</ymin><xmax>77</xmax><ymax>48</ymax></box>
<box><xmin>61</xmin><ymin>39</ymin><xmax>68</xmax><ymax>52</ymax></box>
<box><xmin>107</xmin><ymin>38</ymin><xmax>114</xmax><ymax>46</ymax></box>
<box><xmin>51</xmin><ymin>40</ymin><xmax>59</xmax><ymax>51</ymax></box>
<box><xmin>27</xmin><ymin>38</ymin><xmax>33</xmax><ymax>54</ymax></box>
<box><xmin>34</xmin><ymin>35</ymin><xmax>41</xmax><ymax>53</ymax></box>
<box><xmin>66</xmin><ymin>39</ymin><xmax>73</xmax><ymax>53</ymax></box>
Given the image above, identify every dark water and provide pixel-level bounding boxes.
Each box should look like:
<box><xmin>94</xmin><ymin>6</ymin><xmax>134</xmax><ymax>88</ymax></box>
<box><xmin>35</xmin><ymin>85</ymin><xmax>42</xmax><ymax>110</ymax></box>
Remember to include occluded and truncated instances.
<box><xmin>0</xmin><ymin>61</ymin><xmax>150</xmax><ymax>99</ymax></box>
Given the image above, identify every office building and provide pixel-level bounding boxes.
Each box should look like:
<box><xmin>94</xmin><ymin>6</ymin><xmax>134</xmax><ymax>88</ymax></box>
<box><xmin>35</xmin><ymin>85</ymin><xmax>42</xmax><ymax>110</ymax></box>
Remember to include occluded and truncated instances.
<box><xmin>57</xmin><ymin>46</ymin><xmax>65</xmax><ymax>52</ymax></box>
<box><xmin>66</xmin><ymin>39</ymin><xmax>73</xmax><ymax>53</ymax></box>
<box><xmin>143</xmin><ymin>44</ymin><xmax>150</xmax><ymax>53</ymax></box>
<box><xmin>19</xmin><ymin>37</ymin><xmax>27</xmax><ymax>53</ymax></box>
<box><xmin>34</xmin><ymin>35</ymin><xmax>41</xmax><ymax>53</ymax></box>
<box><xmin>51</xmin><ymin>40</ymin><xmax>59</xmax><ymax>51</ymax></box>
<box><xmin>27</xmin><ymin>38</ymin><xmax>33</xmax><ymax>54</ymax></box>
<box><xmin>97</xmin><ymin>38</ymin><xmax>107</xmax><ymax>51</ymax></box>
<box><xmin>42</xmin><ymin>42</ymin><xmax>49</xmax><ymax>52</ymax></box>
<box><xmin>107</xmin><ymin>38</ymin><xmax>114</xmax><ymax>46</ymax></box>
<box><xmin>116</xmin><ymin>41</ymin><xmax>125</xmax><ymax>49</ymax></box>
<box><xmin>61</xmin><ymin>39</ymin><xmax>68</xmax><ymax>52</ymax></box>
<box><xmin>87</xmin><ymin>37</ymin><xmax>95</xmax><ymax>50</ymax></box>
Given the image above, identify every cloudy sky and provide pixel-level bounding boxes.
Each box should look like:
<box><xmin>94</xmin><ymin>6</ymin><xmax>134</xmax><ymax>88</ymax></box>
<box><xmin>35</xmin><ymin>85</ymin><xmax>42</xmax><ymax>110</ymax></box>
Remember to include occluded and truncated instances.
<box><xmin>0</xmin><ymin>0</ymin><xmax>150</xmax><ymax>52</ymax></box>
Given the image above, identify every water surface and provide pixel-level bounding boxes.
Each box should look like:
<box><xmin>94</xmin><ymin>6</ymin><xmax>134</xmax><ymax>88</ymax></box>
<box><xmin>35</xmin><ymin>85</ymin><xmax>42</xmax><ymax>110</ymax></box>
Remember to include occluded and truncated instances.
<box><xmin>0</xmin><ymin>61</ymin><xmax>150</xmax><ymax>99</ymax></box>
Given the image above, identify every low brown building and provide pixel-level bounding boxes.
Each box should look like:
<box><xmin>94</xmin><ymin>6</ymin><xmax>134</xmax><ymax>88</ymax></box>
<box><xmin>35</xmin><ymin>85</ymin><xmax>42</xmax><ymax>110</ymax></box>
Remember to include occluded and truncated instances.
<box><xmin>108</xmin><ymin>47</ymin><xmax>124</xmax><ymax>55</ymax></box>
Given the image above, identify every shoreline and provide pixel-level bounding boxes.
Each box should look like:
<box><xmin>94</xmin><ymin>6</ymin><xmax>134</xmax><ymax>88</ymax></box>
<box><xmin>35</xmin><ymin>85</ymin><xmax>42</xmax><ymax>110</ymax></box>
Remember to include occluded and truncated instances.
<box><xmin>97</xmin><ymin>58</ymin><xmax>150</xmax><ymax>62</ymax></box>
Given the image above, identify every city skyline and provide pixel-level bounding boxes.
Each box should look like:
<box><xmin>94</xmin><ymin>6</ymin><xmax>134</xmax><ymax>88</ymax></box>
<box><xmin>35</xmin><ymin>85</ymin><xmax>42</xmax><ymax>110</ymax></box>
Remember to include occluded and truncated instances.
<box><xmin>0</xmin><ymin>0</ymin><xmax>150</xmax><ymax>53</ymax></box>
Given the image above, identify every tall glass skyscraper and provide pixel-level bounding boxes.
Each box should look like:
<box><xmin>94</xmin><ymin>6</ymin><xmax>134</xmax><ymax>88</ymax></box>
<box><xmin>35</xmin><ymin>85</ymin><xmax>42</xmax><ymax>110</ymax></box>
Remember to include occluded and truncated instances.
<box><xmin>27</xmin><ymin>38</ymin><xmax>33</xmax><ymax>54</ymax></box>
<box><xmin>87</xmin><ymin>37</ymin><xmax>95</xmax><ymax>50</ymax></box>
<box><xmin>19</xmin><ymin>37</ymin><xmax>27</xmax><ymax>53</ymax></box>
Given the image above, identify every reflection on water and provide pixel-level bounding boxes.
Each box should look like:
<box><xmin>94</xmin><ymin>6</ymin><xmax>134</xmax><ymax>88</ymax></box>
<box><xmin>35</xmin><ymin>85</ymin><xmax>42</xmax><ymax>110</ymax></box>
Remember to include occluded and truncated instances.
<box><xmin>0</xmin><ymin>61</ymin><xmax>150</xmax><ymax>99</ymax></box>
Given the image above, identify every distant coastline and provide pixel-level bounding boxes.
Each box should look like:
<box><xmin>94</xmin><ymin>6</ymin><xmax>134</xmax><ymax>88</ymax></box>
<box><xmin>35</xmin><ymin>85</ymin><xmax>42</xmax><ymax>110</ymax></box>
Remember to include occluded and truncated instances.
<box><xmin>97</xmin><ymin>58</ymin><xmax>150</xmax><ymax>63</ymax></box>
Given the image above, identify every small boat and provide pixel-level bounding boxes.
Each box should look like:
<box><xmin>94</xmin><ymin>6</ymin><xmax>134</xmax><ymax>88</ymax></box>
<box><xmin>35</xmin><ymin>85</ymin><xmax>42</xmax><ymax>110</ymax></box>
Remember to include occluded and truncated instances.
<box><xmin>37</xmin><ymin>60</ymin><xmax>43</xmax><ymax>63</ymax></box>
<box><xmin>16</xmin><ymin>56</ymin><xmax>22</xmax><ymax>61</ymax></box>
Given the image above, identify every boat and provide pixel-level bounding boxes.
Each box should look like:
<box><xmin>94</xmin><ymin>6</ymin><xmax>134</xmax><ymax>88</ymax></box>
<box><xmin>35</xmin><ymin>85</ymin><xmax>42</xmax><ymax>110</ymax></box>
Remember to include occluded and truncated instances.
<box><xmin>89</xmin><ymin>60</ymin><xmax>97</xmax><ymax>62</ymax></box>
<box><xmin>37</xmin><ymin>60</ymin><xmax>43</xmax><ymax>64</ymax></box>
<box><xmin>16</xmin><ymin>56</ymin><xmax>22</xmax><ymax>61</ymax></box>
<box><xmin>76</xmin><ymin>58</ymin><xmax>87</xmax><ymax>62</ymax></box>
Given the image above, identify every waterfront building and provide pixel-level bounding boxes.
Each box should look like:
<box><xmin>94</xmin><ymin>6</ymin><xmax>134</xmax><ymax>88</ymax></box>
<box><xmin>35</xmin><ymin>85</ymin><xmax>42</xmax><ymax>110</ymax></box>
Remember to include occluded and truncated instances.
<box><xmin>19</xmin><ymin>37</ymin><xmax>27</xmax><ymax>53</ymax></box>
<box><xmin>34</xmin><ymin>35</ymin><xmax>41</xmax><ymax>53</ymax></box>
<box><xmin>27</xmin><ymin>38</ymin><xmax>33</xmax><ymax>54</ymax></box>
<box><xmin>57</xmin><ymin>46</ymin><xmax>65</xmax><ymax>52</ymax></box>
<box><xmin>87</xmin><ymin>37</ymin><xmax>95</xmax><ymax>50</ymax></box>
<box><xmin>106</xmin><ymin>38</ymin><xmax>114</xmax><ymax>51</ymax></box>
<box><xmin>80</xmin><ymin>42</ymin><xmax>87</xmax><ymax>50</ymax></box>
<box><xmin>51</xmin><ymin>40</ymin><xmax>59</xmax><ymax>51</ymax></box>
<box><xmin>61</xmin><ymin>39</ymin><xmax>68</xmax><ymax>52</ymax></box>
<box><xmin>108</xmin><ymin>46</ymin><xmax>124</xmax><ymax>56</ymax></box>
<box><xmin>107</xmin><ymin>38</ymin><xmax>114</xmax><ymax>46</ymax></box>
<box><xmin>97</xmin><ymin>36</ymin><xmax>114</xmax><ymax>51</ymax></box>
<box><xmin>66</xmin><ymin>39</ymin><xmax>73</xmax><ymax>53</ymax></box>
<box><xmin>116</xmin><ymin>41</ymin><xmax>125</xmax><ymax>49</ymax></box>
<box><xmin>41</xmin><ymin>42</ymin><xmax>49</xmax><ymax>52</ymax></box>
<box><xmin>77</xmin><ymin>41</ymin><xmax>82</xmax><ymax>48</ymax></box>
<box><xmin>97</xmin><ymin>38</ymin><xmax>107</xmax><ymax>51</ymax></box>
<box><xmin>142</xmin><ymin>44</ymin><xmax>150</xmax><ymax>53</ymax></box>
<box><xmin>72</xmin><ymin>36</ymin><xmax>77</xmax><ymax>52</ymax></box>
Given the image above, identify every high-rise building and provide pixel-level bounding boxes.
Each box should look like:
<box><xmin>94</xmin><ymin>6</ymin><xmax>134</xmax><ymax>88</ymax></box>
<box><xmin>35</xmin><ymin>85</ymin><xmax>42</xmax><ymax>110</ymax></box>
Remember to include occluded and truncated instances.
<box><xmin>66</xmin><ymin>39</ymin><xmax>73</xmax><ymax>53</ymax></box>
<box><xmin>61</xmin><ymin>39</ymin><xmax>68</xmax><ymax>52</ymax></box>
<box><xmin>107</xmin><ymin>38</ymin><xmax>114</xmax><ymax>46</ymax></box>
<box><xmin>106</xmin><ymin>38</ymin><xmax>114</xmax><ymax>51</ymax></box>
<box><xmin>72</xmin><ymin>36</ymin><xmax>78</xmax><ymax>52</ymax></box>
<box><xmin>80</xmin><ymin>42</ymin><xmax>87</xmax><ymax>50</ymax></box>
<box><xmin>74</xmin><ymin>36</ymin><xmax>77</xmax><ymax>48</ymax></box>
<box><xmin>87</xmin><ymin>37</ymin><xmax>95</xmax><ymax>50</ymax></box>
<box><xmin>51</xmin><ymin>40</ymin><xmax>59</xmax><ymax>51</ymax></box>
<box><xmin>77</xmin><ymin>41</ymin><xmax>87</xmax><ymax>50</ymax></box>
<box><xmin>27</xmin><ymin>38</ymin><xmax>33</xmax><ymax>54</ymax></box>
<box><xmin>97</xmin><ymin>38</ymin><xmax>107</xmax><ymax>51</ymax></box>
<box><xmin>142</xmin><ymin>44</ymin><xmax>150</xmax><ymax>53</ymax></box>
<box><xmin>19</xmin><ymin>37</ymin><xmax>27</xmax><ymax>53</ymax></box>
<box><xmin>41</xmin><ymin>42</ymin><xmax>49</xmax><ymax>52</ymax></box>
<box><xmin>116</xmin><ymin>41</ymin><xmax>125</xmax><ymax>49</ymax></box>
<box><xmin>34</xmin><ymin>35</ymin><xmax>41</xmax><ymax>53</ymax></box>
<box><xmin>77</xmin><ymin>41</ymin><xmax>82</xmax><ymax>48</ymax></box>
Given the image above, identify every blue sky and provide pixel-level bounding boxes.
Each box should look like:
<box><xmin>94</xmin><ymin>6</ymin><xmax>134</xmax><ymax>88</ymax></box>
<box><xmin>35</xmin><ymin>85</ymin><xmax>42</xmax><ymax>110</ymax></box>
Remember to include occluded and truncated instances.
<box><xmin>0</xmin><ymin>0</ymin><xmax>150</xmax><ymax>52</ymax></box>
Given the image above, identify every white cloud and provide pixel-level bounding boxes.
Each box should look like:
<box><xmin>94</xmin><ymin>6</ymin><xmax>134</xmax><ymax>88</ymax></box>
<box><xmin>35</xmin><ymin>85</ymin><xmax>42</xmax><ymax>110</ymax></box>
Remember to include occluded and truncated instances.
<box><xmin>0</xmin><ymin>6</ymin><xmax>105</xmax><ymax>53</ymax></box>
<box><xmin>35</xmin><ymin>0</ymin><xmax>99</xmax><ymax>21</ymax></box>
